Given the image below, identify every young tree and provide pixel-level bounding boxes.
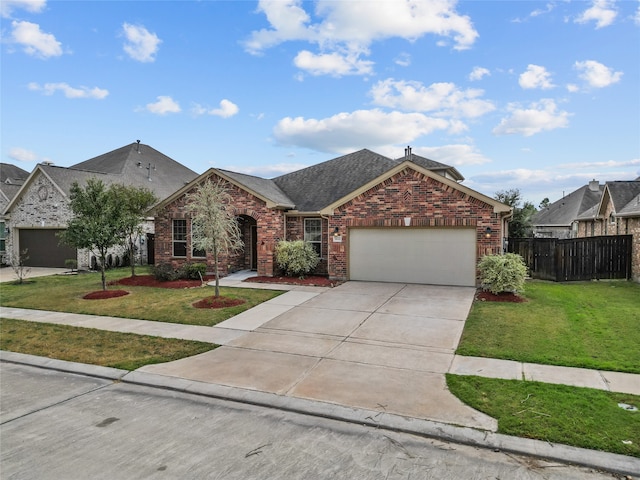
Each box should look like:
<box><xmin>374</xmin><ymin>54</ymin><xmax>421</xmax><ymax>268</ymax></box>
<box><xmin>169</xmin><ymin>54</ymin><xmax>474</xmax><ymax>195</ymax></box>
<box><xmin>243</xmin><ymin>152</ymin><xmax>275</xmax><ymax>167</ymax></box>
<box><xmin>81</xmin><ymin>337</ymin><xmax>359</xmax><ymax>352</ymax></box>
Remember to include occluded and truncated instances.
<box><xmin>185</xmin><ymin>178</ymin><xmax>243</xmax><ymax>297</ymax></box>
<box><xmin>495</xmin><ymin>188</ymin><xmax>536</xmax><ymax>238</ymax></box>
<box><xmin>59</xmin><ymin>179</ymin><xmax>126</xmax><ymax>290</ymax></box>
<box><xmin>111</xmin><ymin>184</ymin><xmax>158</xmax><ymax>277</ymax></box>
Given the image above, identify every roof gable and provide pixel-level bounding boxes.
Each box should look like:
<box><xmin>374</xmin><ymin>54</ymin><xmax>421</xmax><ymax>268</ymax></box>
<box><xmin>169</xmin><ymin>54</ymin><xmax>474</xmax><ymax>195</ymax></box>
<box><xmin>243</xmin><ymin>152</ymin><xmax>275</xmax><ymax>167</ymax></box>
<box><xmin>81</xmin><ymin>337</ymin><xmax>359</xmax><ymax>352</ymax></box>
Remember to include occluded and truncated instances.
<box><xmin>598</xmin><ymin>181</ymin><xmax>640</xmax><ymax>216</ymax></box>
<box><xmin>320</xmin><ymin>160</ymin><xmax>510</xmax><ymax>215</ymax></box>
<box><xmin>397</xmin><ymin>153</ymin><xmax>464</xmax><ymax>182</ymax></box>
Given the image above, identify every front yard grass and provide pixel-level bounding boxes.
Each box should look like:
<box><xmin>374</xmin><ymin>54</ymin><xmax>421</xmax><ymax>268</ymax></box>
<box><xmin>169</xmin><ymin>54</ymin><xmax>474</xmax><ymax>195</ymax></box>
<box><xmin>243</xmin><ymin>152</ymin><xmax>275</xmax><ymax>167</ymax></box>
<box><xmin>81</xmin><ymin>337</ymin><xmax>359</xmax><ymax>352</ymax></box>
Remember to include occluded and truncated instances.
<box><xmin>0</xmin><ymin>318</ymin><xmax>215</xmax><ymax>370</ymax></box>
<box><xmin>447</xmin><ymin>374</ymin><xmax>640</xmax><ymax>458</ymax></box>
<box><xmin>0</xmin><ymin>267</ymin><xmax>285</xmax><ymax>327</ymax></box>
<box><xmin>456</xmin><ymin>280</ymin><xmax>640</xmax><ymax>374</ymax></box>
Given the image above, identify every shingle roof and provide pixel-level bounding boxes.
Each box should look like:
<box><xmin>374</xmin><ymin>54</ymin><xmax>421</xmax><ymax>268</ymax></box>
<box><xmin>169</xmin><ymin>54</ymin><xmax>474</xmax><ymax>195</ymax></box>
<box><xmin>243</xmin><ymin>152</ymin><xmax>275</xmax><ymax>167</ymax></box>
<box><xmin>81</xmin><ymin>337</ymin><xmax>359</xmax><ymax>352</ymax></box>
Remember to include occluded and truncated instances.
<box><xmin>0</xmin><ymin>163</ymin><xmax>29</xmax><ymax>184</ymax></box>
<box><xmin>617</xmin><ymin>193</ymin><xmax>640</xmax><ymax>216</ymax></box>
<box><xmin>532</xmin><ymin>183</ymin><xmax>604</xmax><ymax>226</ymax></box>
<box><xmin>605</xmin><ymin>181</ymin><xmax>640</xmax><ymax>213</ymax></box>
<box><xmin>68</xmin><ymin>142</ymin><xmax>198</xmax><ymax>200</ymax></box>
<box><xmin>217</xmin><ymin>169</ymin><xmax>295</xmax><ymax>208</ymax></box>
<box><xmin>398</xmin><ymin>153</ymin><xmax>464</xmax><ymax>182</ymax></box>
<box><xmin>273</xmin><ymin>149</ymin><xmax>399</xmax><ymax>212</ymax></box>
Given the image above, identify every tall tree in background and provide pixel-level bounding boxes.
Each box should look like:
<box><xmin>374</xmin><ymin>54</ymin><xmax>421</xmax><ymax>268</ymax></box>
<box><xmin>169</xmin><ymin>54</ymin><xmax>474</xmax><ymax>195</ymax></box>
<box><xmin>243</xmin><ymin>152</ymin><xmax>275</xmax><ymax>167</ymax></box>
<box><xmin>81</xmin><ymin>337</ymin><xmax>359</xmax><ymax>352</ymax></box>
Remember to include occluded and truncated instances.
<box><xmin>185</xmin><ymin>178</ymin><xmax>243</xmax><ymax>297</ymax></box>
<box><xmin>59</xmin><ymin>179</ymin><xmax>126</xmax><ymax>290</ymax></box>
<box><xmin>495</xmin><ymin>188</ymin><xmax>536</xmax><ymax>238</ymax></box>
<box><xmin>111</xmin><ymin>184</ymin><xmax>158</xmax><ymax>277</ymax></box>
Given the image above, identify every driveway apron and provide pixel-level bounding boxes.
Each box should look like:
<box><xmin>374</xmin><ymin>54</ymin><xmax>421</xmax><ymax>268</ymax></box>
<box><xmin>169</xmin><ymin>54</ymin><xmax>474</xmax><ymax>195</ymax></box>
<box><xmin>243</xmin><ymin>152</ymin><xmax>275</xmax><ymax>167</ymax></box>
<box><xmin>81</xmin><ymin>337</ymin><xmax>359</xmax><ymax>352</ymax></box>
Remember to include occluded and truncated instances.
<box><xmin>138</xmin><ymin>281</ymin><xmax>496</xmax><ymax>431</ymax></box>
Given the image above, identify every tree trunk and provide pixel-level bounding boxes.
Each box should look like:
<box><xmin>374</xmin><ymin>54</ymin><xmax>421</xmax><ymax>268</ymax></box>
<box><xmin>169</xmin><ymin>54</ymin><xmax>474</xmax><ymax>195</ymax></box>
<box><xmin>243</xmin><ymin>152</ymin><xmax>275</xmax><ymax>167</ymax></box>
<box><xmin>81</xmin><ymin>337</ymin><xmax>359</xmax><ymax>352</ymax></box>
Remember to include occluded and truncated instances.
<box><xmin>99</xmin><ymin>251</ymin><xmax>107</xmax><ymax>291</ymax></box>
<box><xmin>213</xmin><ymin>242</ymin><xmax>220</xmax><ymax>297</ymax></box>
<box><xmin>129</xmin><ymin>236</ymin><xmax>136</xmax><ymax>277</ymax></box>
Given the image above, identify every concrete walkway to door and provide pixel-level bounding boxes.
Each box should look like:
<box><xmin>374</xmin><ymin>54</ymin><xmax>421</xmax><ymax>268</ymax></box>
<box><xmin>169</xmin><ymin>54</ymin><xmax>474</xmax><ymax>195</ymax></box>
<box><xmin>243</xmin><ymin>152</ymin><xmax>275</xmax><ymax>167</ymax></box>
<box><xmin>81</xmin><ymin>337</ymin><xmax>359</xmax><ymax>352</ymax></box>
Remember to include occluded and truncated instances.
<box><xmin>137</xmin><ymin>280</ymin><xmax>497</xmax><ymax>430</ymax></box>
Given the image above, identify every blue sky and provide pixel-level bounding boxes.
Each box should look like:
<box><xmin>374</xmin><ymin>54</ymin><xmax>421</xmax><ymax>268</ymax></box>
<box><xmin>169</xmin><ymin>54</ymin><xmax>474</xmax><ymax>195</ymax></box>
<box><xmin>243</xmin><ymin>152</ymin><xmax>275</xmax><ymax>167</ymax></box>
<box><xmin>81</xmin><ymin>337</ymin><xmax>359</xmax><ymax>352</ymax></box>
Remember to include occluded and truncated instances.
<box><xmin>2</xmin><ymin>0</ymin><xmax>639</xmax><ymax>206</ymax></box>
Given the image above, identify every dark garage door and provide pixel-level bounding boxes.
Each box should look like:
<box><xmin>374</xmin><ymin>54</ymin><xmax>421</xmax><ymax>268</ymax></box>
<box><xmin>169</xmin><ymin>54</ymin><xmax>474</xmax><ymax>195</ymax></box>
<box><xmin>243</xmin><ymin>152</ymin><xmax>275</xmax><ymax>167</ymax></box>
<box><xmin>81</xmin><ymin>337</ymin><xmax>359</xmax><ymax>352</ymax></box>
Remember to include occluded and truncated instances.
<box><xmin>18</xmin><ymin>229</ymin><xmax>77</xmax><ymax>267</ymax></box>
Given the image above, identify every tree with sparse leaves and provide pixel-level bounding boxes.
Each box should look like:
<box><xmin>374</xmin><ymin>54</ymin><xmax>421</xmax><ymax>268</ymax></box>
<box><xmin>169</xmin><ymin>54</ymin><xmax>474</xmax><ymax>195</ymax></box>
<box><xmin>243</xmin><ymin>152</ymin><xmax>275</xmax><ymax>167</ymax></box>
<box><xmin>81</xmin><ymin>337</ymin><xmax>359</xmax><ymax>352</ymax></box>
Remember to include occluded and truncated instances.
<box><xmin>59</xmin><ymin>179</ymin><xmax>127</xmax><ymax>290</ymax></box>
<box><xmin>185</xmin><ymin>178</ymin><xmax>243</xmax><ymax>297</ymax></box>
<box><xmin>495</xmin><ymin>188</ymin><xmax>536</xmax><ymax>238</ymax></box>
<box><xmin>111</xmin><ymin>184</ymin><xmax>158</xmax><ymax>277</ymax></box>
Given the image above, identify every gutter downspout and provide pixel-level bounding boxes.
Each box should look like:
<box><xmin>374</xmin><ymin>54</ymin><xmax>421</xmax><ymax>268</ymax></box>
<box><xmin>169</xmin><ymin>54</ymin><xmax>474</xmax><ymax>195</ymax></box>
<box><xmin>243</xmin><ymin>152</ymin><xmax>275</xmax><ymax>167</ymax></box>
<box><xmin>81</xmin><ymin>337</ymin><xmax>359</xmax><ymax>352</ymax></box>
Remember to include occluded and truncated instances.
<box><xmin>321</xmin><ymin>213</ymin><xmax>331</xmax><ymax>279</ymax></box>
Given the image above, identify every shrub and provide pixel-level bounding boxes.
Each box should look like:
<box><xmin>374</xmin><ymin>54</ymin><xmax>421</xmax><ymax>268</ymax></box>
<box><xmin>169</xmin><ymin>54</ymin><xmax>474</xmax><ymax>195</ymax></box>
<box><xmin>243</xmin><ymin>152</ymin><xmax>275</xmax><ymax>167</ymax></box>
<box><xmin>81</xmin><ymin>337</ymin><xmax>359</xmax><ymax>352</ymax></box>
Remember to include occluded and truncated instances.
<box><xmin>478</xmin><ymin>253</ymin><xmax>527</xmax><ymax>295</ymax></box>
<box><xmin>275</xmin><ymin>240</ymin><xmax>320</xmax><ymax>278</ymax></box>
<box><xmin>151</xmin><ymin>263</ymin><xmax>180</xmax><ymax>282</ymax></box>
<box><xmin>180</xmin><ymin>262</ymin><xmax>207</xmax><ymax>280</ymax></box>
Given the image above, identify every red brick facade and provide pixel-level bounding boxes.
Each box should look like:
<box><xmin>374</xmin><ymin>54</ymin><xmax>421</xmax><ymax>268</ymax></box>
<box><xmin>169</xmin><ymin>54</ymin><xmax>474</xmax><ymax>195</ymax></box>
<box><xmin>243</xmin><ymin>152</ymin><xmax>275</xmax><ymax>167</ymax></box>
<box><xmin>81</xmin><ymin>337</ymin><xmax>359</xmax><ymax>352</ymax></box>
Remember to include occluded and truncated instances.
<box><xmin>155</xmin><ymin>166</ymin><xmax>505</xmax><ymax>283</ymax></box>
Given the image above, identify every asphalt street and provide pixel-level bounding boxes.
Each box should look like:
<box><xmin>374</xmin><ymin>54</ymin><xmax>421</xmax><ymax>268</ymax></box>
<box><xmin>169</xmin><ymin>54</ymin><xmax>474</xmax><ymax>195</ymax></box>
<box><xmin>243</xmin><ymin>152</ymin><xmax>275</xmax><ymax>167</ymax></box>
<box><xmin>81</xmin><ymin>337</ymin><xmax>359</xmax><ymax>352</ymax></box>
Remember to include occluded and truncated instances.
<box><xmin>0</xmin><ymin>362</ymin><xmax>622</xmax><ymax>480</ymax></box>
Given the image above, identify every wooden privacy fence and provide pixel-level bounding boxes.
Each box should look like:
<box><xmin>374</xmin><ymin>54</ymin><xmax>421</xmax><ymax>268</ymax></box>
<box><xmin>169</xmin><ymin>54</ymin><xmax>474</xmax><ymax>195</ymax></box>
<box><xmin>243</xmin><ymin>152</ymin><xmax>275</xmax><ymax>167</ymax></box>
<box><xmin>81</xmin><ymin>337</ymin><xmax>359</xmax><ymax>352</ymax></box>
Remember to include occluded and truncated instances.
<box><xmin>508</xmin><ymin>235</ymin><xmax>632</xmax><ymax>282</ymax></box>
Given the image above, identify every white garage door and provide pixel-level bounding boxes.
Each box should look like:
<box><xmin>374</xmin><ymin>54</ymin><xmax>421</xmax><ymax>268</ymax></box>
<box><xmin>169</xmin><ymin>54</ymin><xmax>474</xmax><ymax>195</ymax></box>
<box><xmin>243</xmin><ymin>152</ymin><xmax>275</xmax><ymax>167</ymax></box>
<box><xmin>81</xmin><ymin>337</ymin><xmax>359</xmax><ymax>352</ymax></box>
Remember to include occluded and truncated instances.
<box><xmin>349</xmin><ymin>228</ymin><xmax>476</xmax><ymax>286</ymax></box>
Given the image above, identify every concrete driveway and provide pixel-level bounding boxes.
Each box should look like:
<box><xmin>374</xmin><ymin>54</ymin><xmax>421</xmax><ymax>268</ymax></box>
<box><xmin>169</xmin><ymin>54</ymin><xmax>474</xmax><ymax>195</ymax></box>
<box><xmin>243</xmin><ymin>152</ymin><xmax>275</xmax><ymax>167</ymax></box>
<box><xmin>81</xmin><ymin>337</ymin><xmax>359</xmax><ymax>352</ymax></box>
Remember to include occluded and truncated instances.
<box><xmin>139</xmin><ymin>281</ymin><xmax>496</xmax><ymax>431</ymax></box>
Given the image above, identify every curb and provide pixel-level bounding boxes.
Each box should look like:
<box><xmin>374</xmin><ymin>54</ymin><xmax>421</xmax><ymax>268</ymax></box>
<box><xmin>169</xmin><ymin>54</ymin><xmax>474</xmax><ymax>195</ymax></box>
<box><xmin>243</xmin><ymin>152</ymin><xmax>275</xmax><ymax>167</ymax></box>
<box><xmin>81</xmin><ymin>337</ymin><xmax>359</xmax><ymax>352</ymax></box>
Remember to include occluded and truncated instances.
<box><xmin>2</xmin><ymin>351</ymin><xmax>639</xmax><ymax>477</ymax></box>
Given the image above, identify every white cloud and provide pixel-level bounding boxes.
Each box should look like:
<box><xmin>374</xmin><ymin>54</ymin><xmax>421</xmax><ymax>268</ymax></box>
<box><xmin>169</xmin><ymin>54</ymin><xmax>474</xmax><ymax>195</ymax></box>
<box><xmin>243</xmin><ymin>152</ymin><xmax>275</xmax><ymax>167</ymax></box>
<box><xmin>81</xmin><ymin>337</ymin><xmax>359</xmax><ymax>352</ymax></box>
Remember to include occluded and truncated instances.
<box><xmin>492</xmin><ymin>99</ymin><xmax>571</xmax><ymax>137</ymax></box>
<box><xmin>273</xmin><ymin>109</ymin><xmax>450</xmax><ymax>153</ymax></box>
<box><xmin>519</xmin><ymin>64</ymin><xmax>554</xmax><ymax>89</ymax></box>
<box><xmin>145</xmin><ymin>96</ymin><xmax>181</xmax><ymax>115</ymax></box>
<box><xmin>244</xmin><ymin>0</ymin><xmax>478</xmax><ymax>76</ymax></box>
<box><xmin>575</xmin><ymin>0</ymin><xmax>617</xmax><ymax>28</ymax></box>
<box><xmin>557</xmin><ymin>158</ymin><xmax>640</xmax><ymax>169</ymax></box>
<box><xmin>394</xmin><ymin>52</ymin><xmax>411</xmax><ymax>67</ymax></box>
<box><xmin>8</xmin><ymin>146</ymin><xmax>39</xmax><ymax>163</ymax></box>
<box><xmin>293</xmin><ymin>50</ymin><xmax>373</xmax><ymax>76</ymax></box>
<box><xmin>414</xmin><ymin>144</ymin><xmax>491</xmax><ymax>166</ymax></box>
<box><xmin>574</xmin><ymin>60</ymin><xmax>622</xmax><ymax>88</ymax></box>
<box><xmin>28</xmin><ymin>82</ymin><xmax>108</xmax><ymax>99</ymax></box>
<box><xmin>469</xmin><ymin>66</ymin><xmax>490</xmax><ymax>81</ymax></box>
<box><xmin>10</xmin><ymin>20</ymin><xmax>62</xmax><ymax>58</ymax></box>
<box><xmin>122</xmin><ymin>23</ymin><xmax>161</xmax><ymax>62</ymax></box>
<box><xmin>1</xmin><ymin>0</ymin><xmax>46</xmax><ymax>18</ymax></box>
<box><xmin>370</xmin><ymin>79</ymin><xmax>495</xmax><ymax>119</ymax></box>
<box><xmin>192</xmin><ymin>99</ymin><xmax>239</xmax><ymax>118</ymax></box>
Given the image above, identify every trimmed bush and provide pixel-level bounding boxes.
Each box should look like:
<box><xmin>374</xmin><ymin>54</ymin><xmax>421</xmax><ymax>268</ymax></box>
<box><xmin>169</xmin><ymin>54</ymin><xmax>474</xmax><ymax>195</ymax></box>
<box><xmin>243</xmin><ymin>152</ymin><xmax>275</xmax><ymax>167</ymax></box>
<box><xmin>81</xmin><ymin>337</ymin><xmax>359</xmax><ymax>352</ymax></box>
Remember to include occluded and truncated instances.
<box><xmin>275</xmin><ymin>240</ymin><xmax>320</xmax><ymax>278</ymax></box>
<box><xmin>478</xmin><ymin>253</ymin><xmax>527</xmax><ymax>295</ymax></box>
<box><xmin>180</xmin><ymin>262</ymin><xmax>207</xmax><ymax>280</ymax></box>
<box><xmin>151</xmin><ymin>263</ymin><xmax>180</xmax><ymax>282</ymax></box>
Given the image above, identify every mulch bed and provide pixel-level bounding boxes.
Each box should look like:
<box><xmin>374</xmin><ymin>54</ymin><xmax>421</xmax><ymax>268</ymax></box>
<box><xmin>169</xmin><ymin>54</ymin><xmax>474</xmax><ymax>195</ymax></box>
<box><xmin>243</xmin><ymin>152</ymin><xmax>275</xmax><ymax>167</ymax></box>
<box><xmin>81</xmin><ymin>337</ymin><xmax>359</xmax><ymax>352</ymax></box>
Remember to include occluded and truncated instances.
<box><xmin>83</xmin><ymin>290</ymin><xmax>130</xmax><ymax>300</ymax></box>
<box><xmin>476</xmin><ymin>290</ymin><xmax>527</xmax><ymax>303</ymax></box>
<box><xmin>193</xmin><ymin>296</ymin><xmax>246</xmax><ymax>309</ymax></box>
<box><xmin>245</xmin><ymin>275</ymin><xmax>336</xmax><ymax>287</ymax></box>
<box><xmin>112</xmin><ymin>275</ymin><xmax>216</xmax><ymax>289</ymax></box>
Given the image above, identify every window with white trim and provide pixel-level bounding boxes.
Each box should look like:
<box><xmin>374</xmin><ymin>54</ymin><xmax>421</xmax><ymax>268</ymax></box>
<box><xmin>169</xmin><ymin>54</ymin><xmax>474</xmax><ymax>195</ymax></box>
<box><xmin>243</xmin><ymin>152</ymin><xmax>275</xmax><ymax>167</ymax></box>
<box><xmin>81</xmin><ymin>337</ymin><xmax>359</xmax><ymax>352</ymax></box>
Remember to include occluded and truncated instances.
<box><xmin>172</xmin><ymin>220</ymin><xmax>187</xmax><ymax>257</ymax></box>
<box><xmin>304</xmin><ymin>218</ymin><xmax>322</xmax><ymax>256</ymax></box>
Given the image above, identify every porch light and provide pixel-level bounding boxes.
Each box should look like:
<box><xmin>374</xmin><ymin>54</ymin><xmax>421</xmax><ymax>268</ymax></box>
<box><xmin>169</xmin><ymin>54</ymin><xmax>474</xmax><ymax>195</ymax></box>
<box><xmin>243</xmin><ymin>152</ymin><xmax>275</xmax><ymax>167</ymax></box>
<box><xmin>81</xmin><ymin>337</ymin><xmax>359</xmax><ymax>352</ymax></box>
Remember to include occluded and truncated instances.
<box><xmin>333</xmin><ymin>227</ymin><xmax>340</xmax><ymax>237</ymax></box>
<box><xmin>485</xmin><ymin>227</ymin><xmax>492</xmax><ymax>238</ymax></box>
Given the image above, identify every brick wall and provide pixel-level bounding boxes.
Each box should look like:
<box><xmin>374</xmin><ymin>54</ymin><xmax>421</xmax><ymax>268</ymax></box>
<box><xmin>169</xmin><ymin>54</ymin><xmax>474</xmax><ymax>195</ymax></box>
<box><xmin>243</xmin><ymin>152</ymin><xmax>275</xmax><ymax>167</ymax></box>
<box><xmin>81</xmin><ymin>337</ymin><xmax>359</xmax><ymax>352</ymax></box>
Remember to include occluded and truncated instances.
<box><xmin>324</xmin><ymin>168</ymin><xmax>501</xmax><ymax>281</ymax></box>
<box><xmin>154</xmin><ymin>173</ymin><xmax>284</xmax><ymax>277</ymax></box>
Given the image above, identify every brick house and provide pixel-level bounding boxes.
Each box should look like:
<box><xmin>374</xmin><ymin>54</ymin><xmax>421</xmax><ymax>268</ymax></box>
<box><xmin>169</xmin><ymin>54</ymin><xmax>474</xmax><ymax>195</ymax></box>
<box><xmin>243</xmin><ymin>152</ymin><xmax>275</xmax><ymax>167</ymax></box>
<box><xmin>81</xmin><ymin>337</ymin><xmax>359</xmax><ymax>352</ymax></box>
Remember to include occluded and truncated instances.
<box><xmin>153</xmin><ymin>149</ymin><xmax>511</xmax><ymax>287</ymax></box>
<box><xmin>3</xmin><ymin>142</ymin><xmax>198</xmax><ymax>268</ymax></box>
<box><xmin>575</xmin><ymin>179</ymin><xmax>640</xmax><ymax>282</ymax></box>
<box><xmin>0</xmin><ymin>163</ymin><xmax>29</xmax><ymax>262</ymax></box>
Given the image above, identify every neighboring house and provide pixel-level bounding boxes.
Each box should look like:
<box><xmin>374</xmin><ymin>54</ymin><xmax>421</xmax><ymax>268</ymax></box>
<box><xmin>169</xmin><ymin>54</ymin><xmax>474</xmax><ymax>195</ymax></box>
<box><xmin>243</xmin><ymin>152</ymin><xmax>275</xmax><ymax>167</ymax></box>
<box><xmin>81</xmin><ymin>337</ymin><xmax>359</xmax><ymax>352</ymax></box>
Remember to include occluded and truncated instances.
<box><xmin>0</xmin><ymin>163</ymin><xmax>30</xmax><ymax>262</ymax></box>
<box><xmin>153</xmin><ymin>148</ymin><xmax>511</xmax><ymax>287</ymax></box>
<box><xmin>575</xmin><ymin>179</ymin><xmax>640</xmax><ymax>282</ymax></box>
<box><xmin>531</xmin><ymin>180</ymin><xmax>603</xmax><ymax>239</ymax></box>
<box><xmin>3</xmin><ymin>142</ymin><xmax>198</xmax><ymax>268</ymax></box>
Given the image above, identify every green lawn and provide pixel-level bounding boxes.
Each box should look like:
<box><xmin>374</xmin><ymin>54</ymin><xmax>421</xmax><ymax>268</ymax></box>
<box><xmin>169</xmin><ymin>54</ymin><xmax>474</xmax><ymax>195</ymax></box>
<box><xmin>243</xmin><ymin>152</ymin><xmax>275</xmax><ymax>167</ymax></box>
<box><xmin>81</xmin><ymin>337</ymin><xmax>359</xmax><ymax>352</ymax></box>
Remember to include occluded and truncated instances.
<box><xmin>456</xmin><ymin>280</ymin><xmax>640</xmax><ymax>373</ymax></box>
<box><xmin>0</xmin><ymin>318</ymin><xmax>215</xmax><ymax>371</ymax></box>
<box><xmin>447</xmin><ymin>374</ymin><xmax>640</xmax><ymax>458</ymax></box>
<box><xmin>0</xmin><ymin>267</ymin><xmax>284</xmax><ymax>326</ymax></box>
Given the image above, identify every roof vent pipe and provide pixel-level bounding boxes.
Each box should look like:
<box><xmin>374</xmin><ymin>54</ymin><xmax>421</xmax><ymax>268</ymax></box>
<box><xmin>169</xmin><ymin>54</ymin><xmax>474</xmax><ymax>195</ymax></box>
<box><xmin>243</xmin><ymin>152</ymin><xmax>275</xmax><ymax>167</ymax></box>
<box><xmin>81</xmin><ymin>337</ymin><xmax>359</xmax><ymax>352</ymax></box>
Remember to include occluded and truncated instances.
<box><xmin>136</xmin><ymin>140</ymin><xmax>141</xmax><ymax>153</ymax></box>
<box><xmin>588</xmin><ymin>179</ymin><xmax>599</xmax><ymax>192</ymax></box>
<box><xmin>405</xmin><ymin>146</ymin><xmax>412</xmax><ymax>160</ymax></box>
